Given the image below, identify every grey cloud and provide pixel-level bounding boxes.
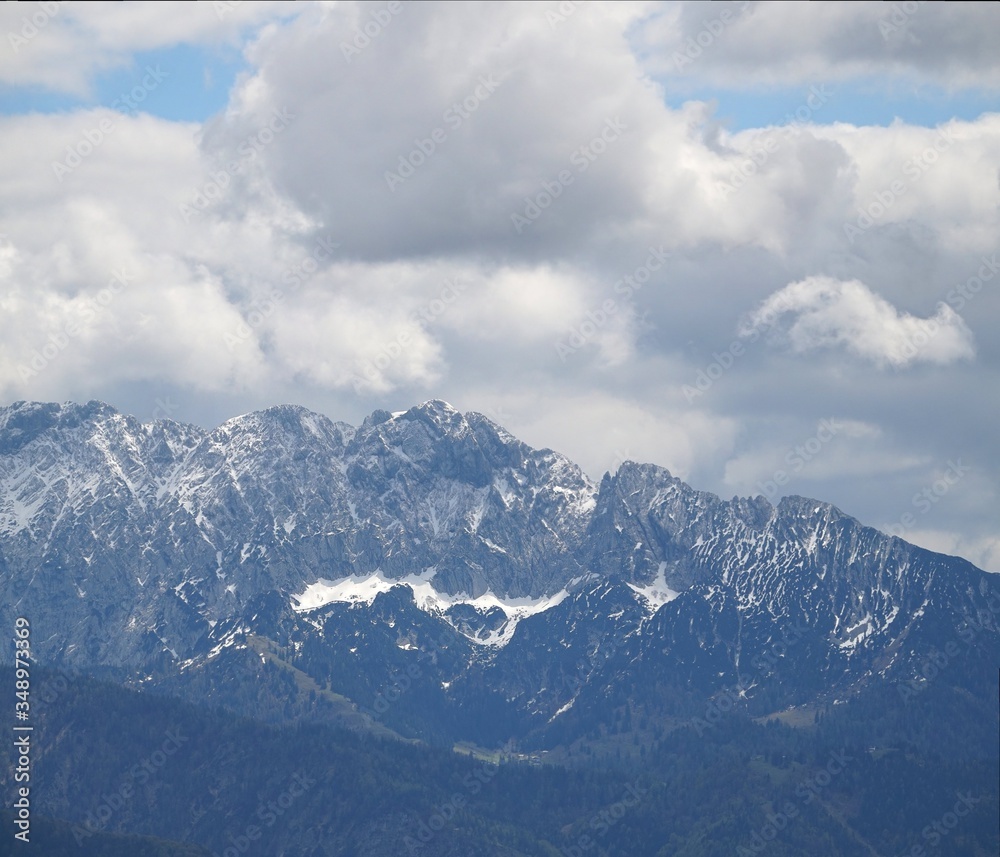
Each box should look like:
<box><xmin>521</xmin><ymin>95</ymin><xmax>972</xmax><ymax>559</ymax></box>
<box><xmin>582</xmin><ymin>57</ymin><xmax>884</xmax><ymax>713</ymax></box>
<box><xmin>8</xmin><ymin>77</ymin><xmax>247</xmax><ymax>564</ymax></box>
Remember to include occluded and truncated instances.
<box><xmin>1</xmin><ymin>1</ymin><xmax>998</xmax><ymax>572</ymax></box>
<box><xmin>641</xmin><ymin>1</ymin><xmax>1000</xmax><ymax>88</ymax></box>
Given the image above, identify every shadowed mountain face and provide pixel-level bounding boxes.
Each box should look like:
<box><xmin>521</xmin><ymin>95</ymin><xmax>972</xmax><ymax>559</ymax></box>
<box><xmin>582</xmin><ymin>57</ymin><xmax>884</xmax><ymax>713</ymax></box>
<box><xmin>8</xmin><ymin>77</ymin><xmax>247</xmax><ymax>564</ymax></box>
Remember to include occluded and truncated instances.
<box><xmin>0</xmin><ymin>399</ymin><xmax>997</xmax><ymax>751</ymax></box>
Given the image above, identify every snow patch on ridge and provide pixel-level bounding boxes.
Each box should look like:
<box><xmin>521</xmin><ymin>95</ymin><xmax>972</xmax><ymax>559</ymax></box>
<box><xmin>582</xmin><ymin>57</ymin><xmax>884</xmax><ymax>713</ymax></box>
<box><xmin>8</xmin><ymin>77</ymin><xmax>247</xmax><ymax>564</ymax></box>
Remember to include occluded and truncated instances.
<box><xmin>291</xmin><ymin>570</ymin><xmax>570</xmax><ymax>647</ymax></box>
<box><xmin>628</xmin><ymin>562</ymin><xmax>680</xmax><ymax>612</ymax></box>
<box><xmin>463</xmin><ymin>588</ymin><xmax>570</xmax><ymax>647</ymax></box>
<box><xmin>292</xmin><ymin>569</ymin><xmax>440</xmax><ymax>611</ymax></box>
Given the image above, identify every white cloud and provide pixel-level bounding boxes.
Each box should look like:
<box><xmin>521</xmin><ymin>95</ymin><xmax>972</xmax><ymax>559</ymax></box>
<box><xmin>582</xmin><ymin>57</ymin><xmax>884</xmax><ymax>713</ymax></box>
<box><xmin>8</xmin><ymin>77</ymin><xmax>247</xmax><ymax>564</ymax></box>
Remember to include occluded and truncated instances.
<box><xmin>441</xmin><ymin>266</ymin><xmax>588</xmax><ymax>344</ymax></box>
<box><xmin>741</xmin><ymin>276</ymin><xmax>976</xmax><ymax>367</ymax></box>
<box><xmin>815</xmin><ymin>117</ymin><xmax>1000</xmax><ymax>256</ymax></box>
<box><xmin>0</xmin><ymin>1</ymin><xmax>299</xmax><ymax>95</ymax></box>
<box><xmin>900</xmin><ymin>529</ymin><xmax>1000</xmax><ymax>573</ymax></box>
<box><xmin>0</xmin><ymin>1</ymin><xmax>998</xmax><ymax>574</ymax></box>
<box><xmin>475</xmin><ymin>388</ymin><xmax>740</xmax><ymax>484</ymax></box>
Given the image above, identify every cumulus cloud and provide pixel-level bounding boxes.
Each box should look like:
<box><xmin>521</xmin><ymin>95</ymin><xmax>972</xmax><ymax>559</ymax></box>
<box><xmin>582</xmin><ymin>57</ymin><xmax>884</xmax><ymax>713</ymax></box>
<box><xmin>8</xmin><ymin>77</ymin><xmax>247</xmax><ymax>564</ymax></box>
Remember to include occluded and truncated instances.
<box><xmin>196</xmin><ymin>1</ymin><xmax>675</xmax><ymax>262</ymax></box>
<box><xmin>817</xmin><ymin>117</ymin><xmax>1000</xmax><ymax>257</ymax></box>
<box><xmin>0</xmin><ymin>1</ymin><xmax>998</xmax><ymax>573</ymax></box>
<box><xmin>741</xmin><ymin>276</ymin><xmax>976</xmax><ymax>367</ymax></box>
<box><xmin>477</xmin><ymin>388</ymin><xmax>741</xmax><ymax>484</ymax></box>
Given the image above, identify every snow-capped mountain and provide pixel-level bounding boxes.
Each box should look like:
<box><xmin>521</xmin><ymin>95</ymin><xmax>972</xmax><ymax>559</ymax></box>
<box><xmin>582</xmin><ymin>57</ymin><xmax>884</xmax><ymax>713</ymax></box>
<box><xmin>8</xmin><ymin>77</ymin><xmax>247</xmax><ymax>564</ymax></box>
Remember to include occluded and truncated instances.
<box><xmin>0</xmin><ymin>399</ymin><xmax>996</xmax><ymax>748</ymax></box>
<box><xmin>0</xmin><ymin>399</ymin><xmax>594</xmax><ymax>665</ymax></box>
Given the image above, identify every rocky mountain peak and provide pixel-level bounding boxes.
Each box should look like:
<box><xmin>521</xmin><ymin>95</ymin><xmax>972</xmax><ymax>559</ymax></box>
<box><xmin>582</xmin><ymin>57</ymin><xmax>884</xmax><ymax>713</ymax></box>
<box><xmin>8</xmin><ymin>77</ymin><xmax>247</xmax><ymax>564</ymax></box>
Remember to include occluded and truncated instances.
<box><xmin>0</xmin><ymin>396</ymin><xmax>995</xmax><ymax>732</ymax></box>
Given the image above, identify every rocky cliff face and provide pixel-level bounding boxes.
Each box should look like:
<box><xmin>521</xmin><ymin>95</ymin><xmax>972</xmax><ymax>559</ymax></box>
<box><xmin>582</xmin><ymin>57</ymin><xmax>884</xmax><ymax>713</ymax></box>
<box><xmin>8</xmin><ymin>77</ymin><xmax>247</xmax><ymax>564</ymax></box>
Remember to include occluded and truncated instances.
<box><xmin>0</xmin><ymin>398</ymin><xmax>997</xmax><ymax>746</ymax></box>
<box><xmin>0</xmin><ymin>399</ymin><xmax>596</xmax><ymax>668</ymax></box>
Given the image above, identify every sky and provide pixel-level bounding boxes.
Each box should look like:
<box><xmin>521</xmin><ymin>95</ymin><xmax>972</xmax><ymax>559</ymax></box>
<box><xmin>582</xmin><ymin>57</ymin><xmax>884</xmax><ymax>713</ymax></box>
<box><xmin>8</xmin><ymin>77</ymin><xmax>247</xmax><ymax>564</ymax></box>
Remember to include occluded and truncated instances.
<box><xmin>0</xmin><ymin>1</ymin><xmax>998</xmax><ymax>571</ymax></box>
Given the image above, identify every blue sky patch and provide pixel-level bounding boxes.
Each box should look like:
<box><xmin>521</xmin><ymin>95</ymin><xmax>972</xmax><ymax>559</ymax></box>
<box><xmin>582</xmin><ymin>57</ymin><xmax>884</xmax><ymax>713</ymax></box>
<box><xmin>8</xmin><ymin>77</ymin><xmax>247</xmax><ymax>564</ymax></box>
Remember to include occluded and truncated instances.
<box><xmin>669</xmin><ymin>82</ymin><xmax>1000</xmax><ymax>131</ymax></box>
<box><xmin>0</xmin><ymin>42</ymin><xmax>248</xmax><ymax>122</ymax></box>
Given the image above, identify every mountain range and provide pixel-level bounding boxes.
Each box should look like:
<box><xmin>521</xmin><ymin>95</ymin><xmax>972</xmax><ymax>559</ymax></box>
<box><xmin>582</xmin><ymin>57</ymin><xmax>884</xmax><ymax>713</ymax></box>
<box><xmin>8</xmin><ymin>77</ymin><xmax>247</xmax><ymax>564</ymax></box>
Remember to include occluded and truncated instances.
<box><xmin>1</xmin><ymin>398</ymin><xmax>997</xmax><ymax>855</ymax></box>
